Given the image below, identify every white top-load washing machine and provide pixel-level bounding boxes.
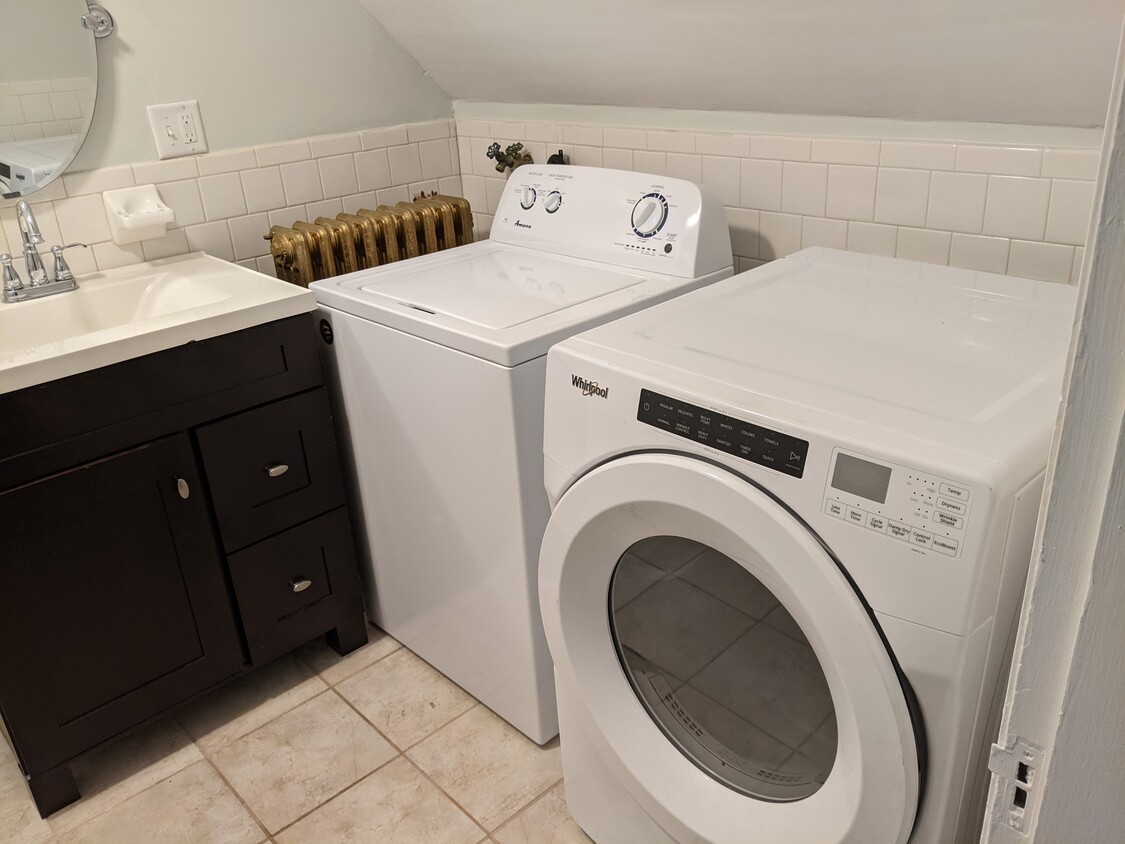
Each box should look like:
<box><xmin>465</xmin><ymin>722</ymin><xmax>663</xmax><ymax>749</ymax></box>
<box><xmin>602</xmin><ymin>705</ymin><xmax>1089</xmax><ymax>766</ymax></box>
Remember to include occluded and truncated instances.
<box><xmin>538</xmin><ymin>247</ymin><xmax>1077</xmax><ymax>843</ymax></box>
<box><xmin>310</xmin><ymin>165</ymin><xmax>732</xmax><ymax>744</ymax></box>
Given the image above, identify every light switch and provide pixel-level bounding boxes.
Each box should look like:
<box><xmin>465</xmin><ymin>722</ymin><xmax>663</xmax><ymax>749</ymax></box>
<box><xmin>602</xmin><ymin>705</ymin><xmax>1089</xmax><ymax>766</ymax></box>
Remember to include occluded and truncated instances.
<box><xmin>147</xmin><ymin>100</ymin><xmax>208</xmax><ymax>159</ymax></box>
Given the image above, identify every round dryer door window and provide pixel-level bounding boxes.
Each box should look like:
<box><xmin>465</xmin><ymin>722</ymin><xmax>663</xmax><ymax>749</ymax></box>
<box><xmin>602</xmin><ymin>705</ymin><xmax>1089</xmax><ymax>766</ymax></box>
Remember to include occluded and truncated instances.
<box><xmin>610</xmin><ymin>537</ymin><xmax>837</xmax><ymax>802</ymax></box>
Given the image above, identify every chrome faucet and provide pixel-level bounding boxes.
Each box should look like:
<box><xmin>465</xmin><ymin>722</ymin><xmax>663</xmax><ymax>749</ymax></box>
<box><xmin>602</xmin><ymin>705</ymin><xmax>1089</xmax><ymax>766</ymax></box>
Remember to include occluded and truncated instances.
<box><xmin>1</xmin><ymin>201</ymin><xmax>86</xmax><ymax>303</ymax></box>
<box><xmin>16</xmin><ymin>200</ymin><xmax>48</xmax><ymax>286</ymax></box>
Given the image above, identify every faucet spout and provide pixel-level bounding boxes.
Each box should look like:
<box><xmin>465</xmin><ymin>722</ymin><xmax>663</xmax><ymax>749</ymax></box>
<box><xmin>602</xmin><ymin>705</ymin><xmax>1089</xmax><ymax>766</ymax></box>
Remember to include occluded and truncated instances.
<box><xmin>15</xmin><ymin>200</ymin><xmax>47</xmax><ymax>284</ymax></box>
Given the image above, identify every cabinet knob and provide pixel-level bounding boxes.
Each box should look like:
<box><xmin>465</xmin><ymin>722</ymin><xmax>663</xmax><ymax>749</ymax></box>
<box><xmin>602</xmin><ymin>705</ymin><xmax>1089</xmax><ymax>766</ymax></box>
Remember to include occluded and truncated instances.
<box><xmin>265</xmin><ymin>463</ymin><xmax>290</xmax><ymax>478</ymax></box>
<box><xmin>290</xmin><ymin>577</ymin><xmax>312</xmax><ymax>593</ymax></box>
<box><xmin>176</xmin><ymin>477</ymin><xmax>190</xmax><ymax>499</ymax></box>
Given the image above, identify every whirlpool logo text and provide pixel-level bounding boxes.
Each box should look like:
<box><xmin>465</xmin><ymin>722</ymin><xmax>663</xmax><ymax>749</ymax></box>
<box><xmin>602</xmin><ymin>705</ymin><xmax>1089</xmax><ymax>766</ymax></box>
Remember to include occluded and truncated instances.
<box><xmin>572</xmin><ymin>374</ymin><xmax>609</xmax><ymax>399</ymax></box>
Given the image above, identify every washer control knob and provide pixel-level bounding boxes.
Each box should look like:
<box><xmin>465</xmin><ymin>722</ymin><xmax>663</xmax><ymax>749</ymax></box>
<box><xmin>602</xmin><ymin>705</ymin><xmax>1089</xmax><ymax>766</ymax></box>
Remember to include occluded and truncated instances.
<box><xmin>520</xmin><ymin>186</ymin><xmax>537</xmax><ymax>210</ymax></box>
<box><xmin>631</xmin><ymin>194</ymin><xmax>668</xmax><ymax>237</ymax></box>
<box><xmin>544</xmin><ymin>191</ymin><xmax>563</xmax><ymax>213</ymax></box>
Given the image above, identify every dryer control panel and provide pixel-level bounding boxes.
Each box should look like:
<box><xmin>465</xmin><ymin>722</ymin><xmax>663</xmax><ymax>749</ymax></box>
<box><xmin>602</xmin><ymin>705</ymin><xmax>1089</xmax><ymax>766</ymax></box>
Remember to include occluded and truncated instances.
<box><xmin>822</xmin><ymin>448</ymin><xmax>972</xmax><ymax>558</ymax></box>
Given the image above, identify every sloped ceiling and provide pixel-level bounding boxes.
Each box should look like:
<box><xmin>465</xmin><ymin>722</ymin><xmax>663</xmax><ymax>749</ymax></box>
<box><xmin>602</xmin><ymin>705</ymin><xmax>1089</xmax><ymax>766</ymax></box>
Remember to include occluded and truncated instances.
<box><xmin>356</xmin><ymin>0</ymin><xmax>1123</xmax><ymax>128</ymax></box>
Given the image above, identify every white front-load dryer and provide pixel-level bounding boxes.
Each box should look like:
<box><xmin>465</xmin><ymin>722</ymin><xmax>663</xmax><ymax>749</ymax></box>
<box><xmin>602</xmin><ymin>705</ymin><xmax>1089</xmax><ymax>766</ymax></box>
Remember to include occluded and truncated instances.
<box><xmin>538</xmin><ymin>248</ymin><xmax>1077</xmax><ymax>843</ymax></box>
<box><xmin>311</xmin><ymin>166</ymin><xmax>731</xmax><ymax>744</ymax></box>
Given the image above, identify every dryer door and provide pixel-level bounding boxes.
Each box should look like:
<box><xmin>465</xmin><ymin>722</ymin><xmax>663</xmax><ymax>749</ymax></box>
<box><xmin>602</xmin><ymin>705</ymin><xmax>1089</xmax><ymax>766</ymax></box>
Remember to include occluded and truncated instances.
<box><xmin>539</xmin><ymin>453</ymin><xmax>921</xmax><ymax>844</ymax></box>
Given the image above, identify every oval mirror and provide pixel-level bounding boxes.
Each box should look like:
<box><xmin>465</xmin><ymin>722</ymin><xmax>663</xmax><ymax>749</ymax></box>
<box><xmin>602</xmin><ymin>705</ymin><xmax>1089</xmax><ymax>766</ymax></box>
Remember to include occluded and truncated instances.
<box><xmin>0</xmin><ymin>1</ymin><xmax>107</xmax><ymax>198</ymax></box>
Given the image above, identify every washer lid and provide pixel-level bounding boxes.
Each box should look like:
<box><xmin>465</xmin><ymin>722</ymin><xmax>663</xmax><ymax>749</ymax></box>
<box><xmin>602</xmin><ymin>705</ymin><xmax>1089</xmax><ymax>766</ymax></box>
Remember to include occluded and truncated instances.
<box><xmin>310</xmin><ymin>241</ymin><xmax>704</xmax><ymax>367</ymax></box>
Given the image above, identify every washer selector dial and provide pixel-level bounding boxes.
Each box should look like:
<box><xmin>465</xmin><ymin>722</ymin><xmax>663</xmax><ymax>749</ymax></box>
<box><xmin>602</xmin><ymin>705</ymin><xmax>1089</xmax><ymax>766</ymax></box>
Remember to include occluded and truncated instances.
<box><xmin>631</xmin><ymin>193</ymin><xmax>669</xmax><ymax>238</ymax></box>
<box><xmin>520</xmin><ymin>186</ymin><xmax>537</xmax><ymax>210</ymax></box>
<box><xmin>544</xmin><ymin>190</ymin><xmax>563</xmax><ymax>213</ymax></box>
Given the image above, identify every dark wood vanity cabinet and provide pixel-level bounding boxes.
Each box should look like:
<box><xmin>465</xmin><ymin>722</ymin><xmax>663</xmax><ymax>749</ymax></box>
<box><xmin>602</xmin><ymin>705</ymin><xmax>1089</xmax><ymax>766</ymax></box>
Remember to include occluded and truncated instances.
<box><xmin>0</xmin><ymin>314</ymin><xmax>367</xmax><ymax>817</ymax></box>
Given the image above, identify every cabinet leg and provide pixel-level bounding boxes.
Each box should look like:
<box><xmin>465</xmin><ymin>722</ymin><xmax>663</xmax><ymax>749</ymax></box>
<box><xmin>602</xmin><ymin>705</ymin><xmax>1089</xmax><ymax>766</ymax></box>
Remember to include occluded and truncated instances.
<box><xmin>27</xmin><ymin>763</ymin><xmax>80</xmax><ymax>818</ymax></box>
<box><xmin>326</xmin><ymin>614</ymin><xmax>368</xmax><ymax>656</ymax></box>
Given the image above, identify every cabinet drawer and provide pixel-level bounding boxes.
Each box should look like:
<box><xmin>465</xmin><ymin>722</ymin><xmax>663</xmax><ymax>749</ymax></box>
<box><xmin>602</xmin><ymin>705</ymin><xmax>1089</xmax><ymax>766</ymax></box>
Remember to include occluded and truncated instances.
<box><xmin>197</xmin><ymin>389</ymin><xmax>346</xmax><ymax>551</ymax></box>
<box><xmin>227</xmin><ymin>508</ymin><xmax>364</xmax><ymax>664</ymax></box>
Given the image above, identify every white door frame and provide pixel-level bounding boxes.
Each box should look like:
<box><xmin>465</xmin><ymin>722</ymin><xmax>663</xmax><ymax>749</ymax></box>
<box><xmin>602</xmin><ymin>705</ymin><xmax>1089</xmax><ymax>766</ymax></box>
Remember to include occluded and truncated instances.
<box><xmin>981</xmin><ymin>22</ymin><xmax>1125</xmax><ymax>844</ymax></box>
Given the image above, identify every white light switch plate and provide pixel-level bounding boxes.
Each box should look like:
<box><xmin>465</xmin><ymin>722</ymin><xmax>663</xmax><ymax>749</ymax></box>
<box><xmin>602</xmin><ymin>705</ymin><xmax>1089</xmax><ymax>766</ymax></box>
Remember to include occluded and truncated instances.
<box><xmin>147</xmin><ymin>100</ymin><xmax>208</xmax><ymax>159</ymax></box>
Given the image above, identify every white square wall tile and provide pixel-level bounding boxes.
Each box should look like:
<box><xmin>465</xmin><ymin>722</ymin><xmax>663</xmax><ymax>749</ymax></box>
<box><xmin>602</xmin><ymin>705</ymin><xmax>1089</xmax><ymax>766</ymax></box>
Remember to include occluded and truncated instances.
<box><xmin>896</xmin><ymin>227</ymin><xmax>951</xmax><ymax>265</ymax></box>
<box><xmin>460</xmin><ymin>174</ymin><xmax>488</xmax><ymax>212</ymax></box>
<box><xmin>633</xmin><ymin>150</ymin><xmax>667</xmax><ymax>176</ymax></box>
<box><xmin>1041</xmin><ymin>148</ymin><xmax>1100</xmax><ymax>180</ymax></box>
<box><xmin>407</xmin><ymin>120</ymin><xmax>451</xmax><ymax>142</ymax></box>
<box><xmin>185</xmin><ymin>220</ymin><xmax>235</xmax><ymax>261</ymax></box>
<box><xmin>63</xmin><ymin>165</ymin><xmax>135</xmax><ymax>196</ymax></box>
<box><xmin>1045</xmin><ymin>179</ymin><xmax>1095</xmax><ymax>246</ymax></box>
<box><xmin>54</xmin><ymin>194</ymin><xmax>110</xmax><ymax>243</ymax></box>
<box><xmin>696</xmin><ymin>133</ymin><xmax>750</xmax><ymax>158</ymax></box>
<box><xmin>603</xmin><ymin>148</ymin><xmax>634</xmax><ymax>171</ymax></box>
<box><xmin>801</xmin><ymin>217</ymin><xmax>847</xmax><ymax>250</ymax></box>
<box><xmin>318</xmin><ymin>155</ymin><xmax>359</xmax><ymax>198</ymax></box>
<box><xmin>157</xmin><ymin>179</ymin><xmax>205</xmax><ymax>228</ymax></box>
<box><xmin>387</xmin><ymin>145</ymin><xmax>423</xmax><ymax>185</ymax></box>
<box><xmin>280</xmin><ymin>160</ymin><xmax>323</xmax><ymax>206</ymax></box>
<box><xmin>879</xmin><ymin>141</ymin><xmax>956</xmax><ymax>170</ymax></box>
<box><xmin>228</xmin><ymin>213</ymin><xmax>271</xmax><ymax>260</ymax></box>
<box><xmin>1008</xmin><ymin>240</ymin><xmax>1074</xmax><ymax>282</ymax></box>
<box><xmin>92</xmin><ymin>241</ymin><xmax>145</xmax><ymax>270</ymax></box>
<box><xmin>198</xmin><ymin>172</ymin><xmax>248</xmax><ymax>221</ymax></box>
<box><xmin>571</xmin><ymin>145</ymin><xmax>603</xmax><ymax>167</ymax></box>
<box><xmin>874</xmin><ymin>168</ymin><xmax>930</xmax><ymax>227</ymax></box>
<box><xmin>133</xmin><ymin>157</ymin><xmax>198</xmax><ymax>184</ymax></box>
<box><xmin>702</xmin><ymin>156</ymin><xmax>740</xmax><ymax>207</ymax></box>
<box><xmin>955</xmin><ymin>145</ymin><xmax>1041</xmax><ymax>177</ymax></box>
<box><xmin>438</xmin><ymin>176</ymin><xmax>461</xmax><ymax>195</ymax></box>
<box><xmin>949</xmin><ymin>233</ymin><xmax>1010</xmax><ymax>274</ymax></box>
<box><xmin>240</xmin><ymin>167</ymin><xmax>286</xmax><ymax>214</ymax></box>
<box><xmin>309</xmin><ymin>132</ymin><xmax>361</xmax><ymax>157</ymax></box>
<box><xmin>724</xmin><ymin>207</ymin><xmax>760</xmax><ymax>258</ymax></box>
<box><xmin>781</xmin><ymin>162</ymin><xmax>828</xmax><ymax>217</ymax></box>
<box><xmin>563</xmin><ymin>125</ymin><xmax>603</xmax><ymax>146</ymax></box>
<box><xmin>142</xmin><ymin>228</ymin><xmax>191</xmax><ymax>261</ymax></box>
<box><xmin>825</xmin><ymin>165</ymin><xmax>876</xmax><ymax>221</ymax></box>
<box><xmin>255</xmin><ymin>140</ymin><xmax>310</xmax><ymax>167</ymax></box>
<box><xmin>603</xmin><ymin>127</ymin><xmax>646</xmax><ymax>149</ymax></box>
<box><xmin>196</xmin><ymin>149</ymin><xmax>257</xmax><ymax>177</ymax></box>
<box><xmin>306</xmin><ymin>198</ymin><xmax>343</xmax><ymax>220</ymax></box>
<box><xmin>360</xmin><ymin>126</ymin><xmax>408</xmax><ymax>149</ymax></box>
<box><xmin>647</xmin><ymin>130</ymin><xmax>695</xmax><ymax>153</ymax></box>
<box><xmin>741</xmin><ymin>159</ymin><xmax>783</xmax><ymax>212</ymax></box>
<box><xmin>847</xmin><ymin>221</ymin><xmax>898</xmax><ymax>257</ymax></box>
<box><xmin>419</xmin><ymin>139</ymin><xmax>453</xmax><ymax>180</ymax></box>
<box><xmin>524</xmin><ymin>122</ymin><xmax>559</xmax><ymax>143</ymax></box>
<box><xmin>355</xmin><ymin>149</ymin><xmax>392</xmax><ymax>192</ymax></box>
<box><xmin>751</xmin><ymin>135</ymin><xmax>811</xmax><ymax>161</ymax></box>
<box><xmin>926</xmin><ymin>171</ymin><xmax>987</xmax><ymax>234</ymax></box>
<box><xmin>454</xmin><ymin>119</ymin><xmax>489</xmax><ymax>139</ymax></box>
<box><xmin>376</xmin><ymin>185</ymin><xmax>410</xmax><ymax>206</ymax></box>
<box><xmin>758</xmin><ymin>212</ymin><xmax>802</xmax><ymax>259</ymax></box>
<box><xmin>983</xmin><ymin>176</ymin><xmax>1051</xmax><ymax>241</ymax></box>
<box><xmin>811</xmin><ymin>138</ymin><xmax>879</xmax><ymax>166</ymax></box>
<box><xmin>484</xmin><ymin>177</ymin><xmax>507</xmax><ymax>215</ymax></box>
<box><xmin>666</xmin><ymin>153</ymin><xmax>702</xmax><ymax>185</ymax></box>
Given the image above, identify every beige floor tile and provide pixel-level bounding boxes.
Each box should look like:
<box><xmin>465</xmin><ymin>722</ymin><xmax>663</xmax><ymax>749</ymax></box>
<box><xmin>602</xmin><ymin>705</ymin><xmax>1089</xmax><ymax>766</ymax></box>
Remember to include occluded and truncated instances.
<box><xmin>295</xmin><ymin>623</ymin><xmax>402</xmax><ymax>686</ymax></box>
<box><xmin>0</xmin><ymin>738</ymin><xmax>55</xmax><ymax>844</ymax></box>
<box><xmin>493</xmin><ymin>782</ymin><xmax>590</xmax><ymax>844</ymax></box>
<box><xmin>408</xmin><ymin>705</ymin><xmax>562</xmax><ymax>831</ymax></box>
<box><xmin>56</xmin><ymin>759</ymin><xmax>263</xmax><ymax>844</ymax></box>
<box><xmin>275</xmin><ymin>757</ymin><xmax>483</xmax><ymax>844</ymax></box>
<box><xmin>177</xmin><ymin>654</ymin><xmax>327</xmax><ymax>754</ymax></box>
<box><xmin>48</xmin><ymin>718</ymin><xmax>203</xmax><ymax>835</ymax></box>
<box><xmin>337</xmin><ymin>647</ymin><xmax>476</xmax><ymax>749</ymax></box>
<box><xmin>212</xmin><ymin>690</ymin><xmax>396</xmax><ymax>833</ymax></box>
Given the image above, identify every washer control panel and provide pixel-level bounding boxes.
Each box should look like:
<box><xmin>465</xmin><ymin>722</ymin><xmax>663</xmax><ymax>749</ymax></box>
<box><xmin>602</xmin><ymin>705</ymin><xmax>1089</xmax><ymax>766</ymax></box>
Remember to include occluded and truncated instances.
<box><xmin>822</xmin><ymin>448</ymin><xmax>972</xmax><ymax>558</ymax></box>
<box><xmin>491</xmin><ymin>165</ymin><xmax>731</xmax><ymax>278</ymax></box>
<box><xmin>637</xmin><ymin>389</ymin><xmax>809</xmax><ymax>478</ymax></box>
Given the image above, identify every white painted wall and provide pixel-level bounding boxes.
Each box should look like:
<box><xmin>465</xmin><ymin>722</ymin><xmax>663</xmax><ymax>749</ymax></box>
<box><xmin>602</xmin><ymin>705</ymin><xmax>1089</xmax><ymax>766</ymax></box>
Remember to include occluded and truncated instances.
<box><xmin>358</xmin><ymin>0</ymin><xmax>1123</xmax><ymax>128</ymax></box>
<box><xmin>73</xmin><ymin>0</ymin><xmax>451</xmax><ymax>170</ymax></box>
<box><xmin>981</xmin><ymin>23</ymin><xmax>1125</xmax><ymax>844</ymax></box>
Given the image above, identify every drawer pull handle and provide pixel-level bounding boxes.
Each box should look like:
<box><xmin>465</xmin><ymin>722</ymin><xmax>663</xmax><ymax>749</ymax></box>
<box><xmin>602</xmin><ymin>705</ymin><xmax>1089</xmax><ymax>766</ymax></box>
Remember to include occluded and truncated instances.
<box><xmin>176</xmin><ymin>477</ymin><xmax>190</xmax><ymax>499</ymax></box>
<box><xmin>265</xmin><ymin>463</ymin><xmax>290</xmax><ymax>478</ymax></box>
<box><xmin>290</xmin><ymin>577</ymin><xmax>312</xmax><ymax>593</ymax></box>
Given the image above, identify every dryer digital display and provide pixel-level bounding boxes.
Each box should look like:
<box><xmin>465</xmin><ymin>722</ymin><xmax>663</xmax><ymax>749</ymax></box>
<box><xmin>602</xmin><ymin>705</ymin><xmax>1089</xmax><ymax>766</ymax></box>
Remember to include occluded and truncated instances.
<box><xmin>637</xmin><ymin>389</ymin><xmax>809</xmax><ymax>478</ymax></box>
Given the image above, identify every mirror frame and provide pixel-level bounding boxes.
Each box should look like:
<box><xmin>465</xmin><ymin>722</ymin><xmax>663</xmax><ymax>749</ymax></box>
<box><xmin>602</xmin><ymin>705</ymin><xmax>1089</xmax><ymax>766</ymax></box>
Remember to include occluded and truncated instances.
<box><xmin>0</xmin><ymin>2</ymin><xmax>115</xmax><ymax>199</ymax></box>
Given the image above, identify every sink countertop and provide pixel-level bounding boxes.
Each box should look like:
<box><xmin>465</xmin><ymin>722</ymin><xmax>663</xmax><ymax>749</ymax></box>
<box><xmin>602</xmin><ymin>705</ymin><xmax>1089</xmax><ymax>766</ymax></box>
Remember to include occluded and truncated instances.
<box><xmin>0</xmin><ymin>253</ymin><xmax>315</xmax><ymax>395</ymax></box>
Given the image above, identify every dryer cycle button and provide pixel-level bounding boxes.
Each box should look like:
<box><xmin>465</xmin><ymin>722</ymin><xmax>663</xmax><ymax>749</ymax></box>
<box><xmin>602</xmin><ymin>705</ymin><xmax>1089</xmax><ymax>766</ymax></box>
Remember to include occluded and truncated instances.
<box><xmin>940</xmin><ymin>483</ymin><xmax>970</xmax><ymax>500</ymax></box>
<box><xmin>846</xmin><ymin>507</ymin><xmax>866</xmax><ymax>525</ymax></box>
<box><xmin>932</xmin><ymin>537</ymin><xmax>960</xmax><ymax>557</ymax></box>
<box><xmin>932</xmin><ymin>510</ymin><xmax>965</xmax><ymax>530</ymax></box>
<box><xmin>825</xmin><ymin>500</ymin><xmax>846</xmax><ymax>519</ymax></box>
<box><xmin>936</xmin><ymin>496</ymin><xmax>967</xmax><ymax>516</ymax></box>
<box><xmin>865</xmin><ymin>513</ymin><xmax>888</xmax><ymax>533</ymax></box>
<box><xmin>887</xmin><ymin>521</ymin><xmax>913</xmax><ymax>541</ymax></box>
<box><xmin>910</xmin><ymin>529</ymin><xmax>934</xmax><ymax>549</ymax></box>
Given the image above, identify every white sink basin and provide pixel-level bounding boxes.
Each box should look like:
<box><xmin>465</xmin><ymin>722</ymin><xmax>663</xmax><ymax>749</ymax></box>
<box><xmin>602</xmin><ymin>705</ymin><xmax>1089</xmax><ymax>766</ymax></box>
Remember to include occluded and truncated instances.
<box><xmin>0</xmin><ymin>253</ymin><xmax>315</xmax><ymax>394</ymax></box>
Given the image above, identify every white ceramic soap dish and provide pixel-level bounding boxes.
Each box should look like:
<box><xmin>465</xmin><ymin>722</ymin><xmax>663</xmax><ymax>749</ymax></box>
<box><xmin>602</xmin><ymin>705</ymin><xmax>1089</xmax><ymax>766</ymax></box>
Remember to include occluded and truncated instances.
<box><xmin>102</xmin><ymin>184</ymin><xmax>176</xmax><ymax>244</ymax></box>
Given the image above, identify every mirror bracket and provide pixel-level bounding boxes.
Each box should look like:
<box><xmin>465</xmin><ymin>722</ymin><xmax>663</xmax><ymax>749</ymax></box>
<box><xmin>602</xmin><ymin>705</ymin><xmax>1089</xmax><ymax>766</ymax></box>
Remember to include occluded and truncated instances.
<box><xmin>81</xmin><ymin>4</ymin><xmax>115</xmax><ymax>38</ymax></box>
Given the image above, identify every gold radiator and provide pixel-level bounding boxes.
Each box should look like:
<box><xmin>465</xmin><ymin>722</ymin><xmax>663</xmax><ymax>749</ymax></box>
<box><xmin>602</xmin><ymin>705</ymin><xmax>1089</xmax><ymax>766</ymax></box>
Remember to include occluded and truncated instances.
<box><xmin>265</xmin><ymin>194</ymin><xmax>473</xmax><ymax>287</ymax></box>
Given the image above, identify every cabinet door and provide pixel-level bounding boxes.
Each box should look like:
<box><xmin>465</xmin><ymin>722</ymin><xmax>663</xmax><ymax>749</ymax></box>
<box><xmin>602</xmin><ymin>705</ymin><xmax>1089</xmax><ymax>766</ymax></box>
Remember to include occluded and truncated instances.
<box><xmin>0</xmin><ymin>434</ymin><xmax>244</xmax><ymax>775</ymax></box>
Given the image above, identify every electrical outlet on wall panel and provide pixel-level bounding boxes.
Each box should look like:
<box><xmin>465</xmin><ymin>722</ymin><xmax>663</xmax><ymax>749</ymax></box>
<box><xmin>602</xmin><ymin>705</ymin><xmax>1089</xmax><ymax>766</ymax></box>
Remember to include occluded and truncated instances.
<box><xmin>147</xmin><ymin>100</ymin><xmax>208</xmax><ymax>159</ymax></box>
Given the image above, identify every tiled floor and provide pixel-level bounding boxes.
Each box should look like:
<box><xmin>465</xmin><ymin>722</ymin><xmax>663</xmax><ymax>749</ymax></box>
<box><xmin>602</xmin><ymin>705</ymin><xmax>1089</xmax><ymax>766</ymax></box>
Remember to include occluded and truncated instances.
<box><xmin>1</xmin><ymin>625</ymin><xmax>592</xmax><ymax>843</ymax></box>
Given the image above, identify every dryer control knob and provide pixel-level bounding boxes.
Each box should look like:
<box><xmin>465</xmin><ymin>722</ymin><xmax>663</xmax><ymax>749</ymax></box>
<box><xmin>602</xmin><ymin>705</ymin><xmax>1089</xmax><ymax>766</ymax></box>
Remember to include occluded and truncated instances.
<box><xmin>520</xmin><ymin>186</ymin><xmax>537</xmax><ymax>210</ymax></box>
<box><xmin>632</xmin><ymin>194</ymin><xmax>668</xmax><ymax>237</ymax></box>
<box><xmin>544</xmin><ymin>191</ymin><xmax>563</xmax><ymax>213</ymax></box>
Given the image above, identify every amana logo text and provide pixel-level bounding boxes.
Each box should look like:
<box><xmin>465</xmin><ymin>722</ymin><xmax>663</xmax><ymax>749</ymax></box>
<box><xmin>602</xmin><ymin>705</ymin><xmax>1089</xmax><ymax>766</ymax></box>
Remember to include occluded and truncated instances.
<box><xmin>514</xmin><ymin>220</ymin><xmax>532</xmax><ymax>229</ymax></box>
<box><xmin>572</xmin><ymin>374</ymin><xmax>609</xmax><ymax>399</ymax></box>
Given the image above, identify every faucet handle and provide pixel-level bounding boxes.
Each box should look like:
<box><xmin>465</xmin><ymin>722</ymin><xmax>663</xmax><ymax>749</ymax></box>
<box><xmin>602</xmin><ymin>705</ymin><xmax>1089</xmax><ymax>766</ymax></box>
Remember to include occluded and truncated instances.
<box><xmin>51</xmin><ymin>242</ymin><xmax>88</xmax><ymax>283</ymax></box>
<box><xmin>0</xmin><ymin>254</ymin><xmax>22</xmax><ymax>292</ymax></box>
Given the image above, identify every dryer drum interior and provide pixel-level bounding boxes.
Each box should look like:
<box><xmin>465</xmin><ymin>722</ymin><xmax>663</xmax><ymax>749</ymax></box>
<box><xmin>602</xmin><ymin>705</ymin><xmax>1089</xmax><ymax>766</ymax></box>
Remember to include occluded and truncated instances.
<box><xmin>609</xmin><ymin>536</ymin><xmax>837</xmax><ymax>802</ymax></box>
